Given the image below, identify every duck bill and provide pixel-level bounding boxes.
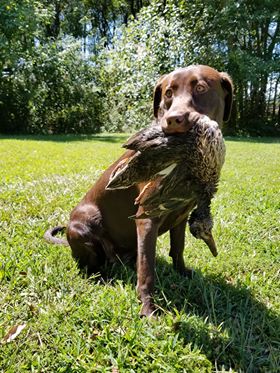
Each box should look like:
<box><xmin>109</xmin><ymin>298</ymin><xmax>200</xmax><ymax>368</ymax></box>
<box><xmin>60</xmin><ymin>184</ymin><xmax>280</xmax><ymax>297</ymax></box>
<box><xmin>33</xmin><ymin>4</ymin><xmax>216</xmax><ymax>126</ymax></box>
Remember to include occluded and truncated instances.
<box><xmin>203</xmin><ymin>233</ymin><xmax>218</xmax><ymax>257</ymax></box>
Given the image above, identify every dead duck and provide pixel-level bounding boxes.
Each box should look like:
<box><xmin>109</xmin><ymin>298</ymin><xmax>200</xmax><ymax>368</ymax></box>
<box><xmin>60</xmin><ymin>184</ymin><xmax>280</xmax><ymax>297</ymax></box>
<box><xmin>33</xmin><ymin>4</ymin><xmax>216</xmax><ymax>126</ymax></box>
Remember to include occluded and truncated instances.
<box><xmin>106</xmin><ymin>115</ymin><xmax>225</xmax><ymax>256</ymax></box>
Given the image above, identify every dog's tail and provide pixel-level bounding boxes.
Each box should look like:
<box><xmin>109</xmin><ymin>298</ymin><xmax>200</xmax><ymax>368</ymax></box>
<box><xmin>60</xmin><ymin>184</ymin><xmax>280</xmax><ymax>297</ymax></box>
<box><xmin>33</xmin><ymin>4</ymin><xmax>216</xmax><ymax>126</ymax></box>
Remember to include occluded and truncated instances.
<box><xmin>44</xmin><ymin>226</ymin><xmax>69</xmax><ymax>246</ymax></box>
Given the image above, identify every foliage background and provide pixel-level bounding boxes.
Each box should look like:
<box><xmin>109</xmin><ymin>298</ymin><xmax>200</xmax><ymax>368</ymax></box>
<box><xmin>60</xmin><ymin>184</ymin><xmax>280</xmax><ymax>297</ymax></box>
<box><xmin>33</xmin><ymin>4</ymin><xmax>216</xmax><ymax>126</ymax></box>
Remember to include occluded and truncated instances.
<box><xmin>0</xmin><ymin>0</ymin><xmax>279</xmax><ymax>135</ymax></box>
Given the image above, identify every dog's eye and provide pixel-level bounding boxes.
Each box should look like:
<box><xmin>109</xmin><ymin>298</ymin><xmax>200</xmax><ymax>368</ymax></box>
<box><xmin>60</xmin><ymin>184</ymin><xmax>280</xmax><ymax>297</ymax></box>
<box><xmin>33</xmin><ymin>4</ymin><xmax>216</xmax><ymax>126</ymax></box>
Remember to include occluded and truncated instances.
<box><xmin>165</xmin><ymin>89</ymin><xmax>173</xmax><ymax>98</ymax></box>
<box><xmin>195</xmin><ymin>84</ymin><xmax>208</xmax><ymax>94</ymax></box>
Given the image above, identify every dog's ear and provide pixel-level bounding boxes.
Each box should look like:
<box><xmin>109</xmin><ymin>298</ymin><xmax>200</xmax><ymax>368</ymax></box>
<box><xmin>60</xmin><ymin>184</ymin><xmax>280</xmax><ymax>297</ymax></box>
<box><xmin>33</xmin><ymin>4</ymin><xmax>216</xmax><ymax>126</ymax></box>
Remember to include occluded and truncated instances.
<box><xmin>153</xmin><ymin>75</ymin><xmax>167</xmax><ymax>118</ymax></box>
<box><xmin>220</xmin><ymin>72</ymin><xmax>233</xmax><ymax>122</ymax></box>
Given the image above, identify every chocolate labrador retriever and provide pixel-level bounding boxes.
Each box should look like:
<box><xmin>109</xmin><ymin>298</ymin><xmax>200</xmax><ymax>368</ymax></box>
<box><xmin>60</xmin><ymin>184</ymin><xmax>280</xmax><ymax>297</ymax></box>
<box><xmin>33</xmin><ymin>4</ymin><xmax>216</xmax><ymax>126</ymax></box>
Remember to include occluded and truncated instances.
<box><xmin>45</xmin><ymin>65</ymin><xmax>233</xmax><ymax>316</ymax></box>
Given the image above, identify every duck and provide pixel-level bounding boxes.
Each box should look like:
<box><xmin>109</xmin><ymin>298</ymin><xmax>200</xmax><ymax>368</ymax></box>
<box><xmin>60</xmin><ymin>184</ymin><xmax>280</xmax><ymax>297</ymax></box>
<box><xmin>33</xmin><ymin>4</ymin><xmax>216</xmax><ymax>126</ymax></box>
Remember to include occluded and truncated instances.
<box><xmin>106</xmin><ymin>115</ymin><xmax>225</xmax><ymax>257</ymax></box>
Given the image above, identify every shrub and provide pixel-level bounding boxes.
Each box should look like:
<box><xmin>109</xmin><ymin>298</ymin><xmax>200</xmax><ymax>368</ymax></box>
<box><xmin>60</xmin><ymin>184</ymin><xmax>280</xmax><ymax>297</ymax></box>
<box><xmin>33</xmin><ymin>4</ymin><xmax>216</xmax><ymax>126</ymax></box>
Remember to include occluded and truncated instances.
<box><xmin>95</xmin><ymin>3</ymin><xmax>189</xmax><ymax>132</ymax></box>
<box><xmin>0</xmin><ymin>38</ymin><xmax>103</xmax><ymax>134</ymax></box>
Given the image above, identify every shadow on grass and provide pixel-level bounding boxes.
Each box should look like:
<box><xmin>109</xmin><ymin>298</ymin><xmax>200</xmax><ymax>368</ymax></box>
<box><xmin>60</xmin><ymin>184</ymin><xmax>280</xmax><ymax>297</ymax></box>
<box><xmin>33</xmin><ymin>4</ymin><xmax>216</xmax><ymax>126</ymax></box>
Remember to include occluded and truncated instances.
<box><xmin>225</xmin><ymin>136</ymin><xmax>280</xmax><ymax>144</ymax></box>
<box><xmin>158</xmin><ymin>257</ymin><xmax>279</xmax><ymax>371</ymax></box>
<box><xmin>1</xmin><ymin>133</ymin><xmax>279</xmax><ymax>144</ymax></box>
<box><xmin>0</xmin><ymin>134</ymin><xmax>129</xmax><ymax>143</ymax></box>
<box><xmin>104</xmin><ymin>257</ymin><xmax>279</xmax><ymax>371</ymax></box>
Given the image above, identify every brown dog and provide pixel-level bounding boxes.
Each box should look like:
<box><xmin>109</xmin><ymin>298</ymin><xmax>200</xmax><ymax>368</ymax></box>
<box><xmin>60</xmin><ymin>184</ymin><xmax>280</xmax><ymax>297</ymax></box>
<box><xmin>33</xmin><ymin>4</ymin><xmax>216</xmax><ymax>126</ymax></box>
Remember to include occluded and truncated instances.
<box><xmin>45</xmin><ymin>65</ymin><xmax>233</xmax><ymax>316</ymax></box>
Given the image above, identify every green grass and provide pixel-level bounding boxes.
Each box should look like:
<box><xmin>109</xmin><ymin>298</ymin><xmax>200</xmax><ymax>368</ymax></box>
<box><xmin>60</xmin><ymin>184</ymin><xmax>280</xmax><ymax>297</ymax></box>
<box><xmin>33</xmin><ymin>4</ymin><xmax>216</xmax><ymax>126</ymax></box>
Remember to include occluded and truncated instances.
<box><xmin>0</xmin><ymin>134</ymin><xmax>279</xmax><ymax>372</ymax></box>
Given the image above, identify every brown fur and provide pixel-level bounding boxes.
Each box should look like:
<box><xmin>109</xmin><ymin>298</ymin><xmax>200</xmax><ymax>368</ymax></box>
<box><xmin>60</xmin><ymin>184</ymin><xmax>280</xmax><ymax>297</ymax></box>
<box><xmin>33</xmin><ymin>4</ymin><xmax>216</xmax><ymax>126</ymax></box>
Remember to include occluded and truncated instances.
<box><xmin>45</xmin><ymin>65</ymin><xmax>233</xmax><ymax>316</ymax></box>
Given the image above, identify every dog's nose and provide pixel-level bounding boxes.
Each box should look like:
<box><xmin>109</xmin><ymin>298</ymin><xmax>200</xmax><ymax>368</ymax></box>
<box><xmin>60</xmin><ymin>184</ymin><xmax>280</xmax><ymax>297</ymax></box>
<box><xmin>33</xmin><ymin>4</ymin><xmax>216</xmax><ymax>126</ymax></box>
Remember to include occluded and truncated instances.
<box><xmin>165</xmin><ymin>113</ymin><xmax>185</xmax><ymax>127</ymax></box>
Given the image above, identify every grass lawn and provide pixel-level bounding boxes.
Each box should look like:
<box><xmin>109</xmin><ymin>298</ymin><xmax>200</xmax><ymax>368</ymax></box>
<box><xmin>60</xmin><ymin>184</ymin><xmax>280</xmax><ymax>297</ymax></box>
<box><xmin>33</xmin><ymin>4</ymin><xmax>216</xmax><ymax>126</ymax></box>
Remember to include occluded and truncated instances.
<box><xmin>0</xmin><ymin>134</ymin><xmax>279</xmax><ymax>372</ymax></box>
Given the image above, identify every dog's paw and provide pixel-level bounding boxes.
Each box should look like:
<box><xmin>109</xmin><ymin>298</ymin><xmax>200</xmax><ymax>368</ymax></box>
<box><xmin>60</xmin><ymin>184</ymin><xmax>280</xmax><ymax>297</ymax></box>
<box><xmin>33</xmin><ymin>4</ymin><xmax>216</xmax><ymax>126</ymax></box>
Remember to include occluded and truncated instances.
<box><xmin>173</xmin><ymin>263</ymin><xmax>194</xmax><ymax>279</ymax></box>
<box><xmin>140</xmin><ymin>302</ymin><xmax>157</xmax><ymax>318</ymax></box>
<box><xmin>180</xmin><ymin>267</ymin><xmax>194</xmax><ymax>279</ymax></box>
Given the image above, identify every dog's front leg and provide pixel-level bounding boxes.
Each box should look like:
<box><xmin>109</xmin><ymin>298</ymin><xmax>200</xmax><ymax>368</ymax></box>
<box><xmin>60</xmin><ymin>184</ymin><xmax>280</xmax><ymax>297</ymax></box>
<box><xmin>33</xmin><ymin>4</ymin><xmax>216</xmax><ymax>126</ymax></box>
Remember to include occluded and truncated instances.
<box><xmin>169</xmin><ymin>219</ymin><xmax>193</xmax><ymax>278</ymax></box>
<box><xmin>136</xmin><ymin>214</ymin><xmax>159</xmax><ymax>317</ymax></box>
<box><xmin>169</xmin><ymin>219</ymin><xmax>188</xmax><ymax>275</ymax></box>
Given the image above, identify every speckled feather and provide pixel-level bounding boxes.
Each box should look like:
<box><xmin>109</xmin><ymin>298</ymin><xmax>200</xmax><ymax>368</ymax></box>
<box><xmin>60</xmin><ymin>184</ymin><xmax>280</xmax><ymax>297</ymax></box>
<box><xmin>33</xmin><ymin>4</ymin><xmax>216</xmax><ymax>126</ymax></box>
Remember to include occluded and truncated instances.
<box><xmin>106</xmin><ymin>116</ymin><xmax>225</xmax><ymax>257</ymax></box>
<box><xmin>106</xmin><ymin>116</ymin><xmax>225</xmax><ymax>219</ymax></box>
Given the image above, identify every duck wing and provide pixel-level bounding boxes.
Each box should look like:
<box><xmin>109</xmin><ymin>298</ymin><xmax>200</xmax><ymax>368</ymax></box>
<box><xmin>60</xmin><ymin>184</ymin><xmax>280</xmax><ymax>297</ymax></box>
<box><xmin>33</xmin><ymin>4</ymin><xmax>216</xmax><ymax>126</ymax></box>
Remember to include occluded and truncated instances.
<box><xmin>123</xmin><ymin>125</ymin><xmax>165</xmax><ymax>151</ymax></box>
<box><xmin>106</xmin><ymin>148</ymin><xmax>179</xmax><ymax>190</ymax></box>
<box><xmin>106</xmin><ymin>128</ymin><xmax>187</xmax><ymax>190</ymax></box>
<box><xmin>131</xmin><ymin>117</ymin><xmax>225</xmax><ymax>219</ymax></box>
<box><xmin>132</xmin><ymin>166</ymin><xmax>200</xmax><ymax>219</ymax></box>
<box><xmin>107</xmin><ymin>116</ymin><xmax>225</xmax><ymax>221</ymax></box>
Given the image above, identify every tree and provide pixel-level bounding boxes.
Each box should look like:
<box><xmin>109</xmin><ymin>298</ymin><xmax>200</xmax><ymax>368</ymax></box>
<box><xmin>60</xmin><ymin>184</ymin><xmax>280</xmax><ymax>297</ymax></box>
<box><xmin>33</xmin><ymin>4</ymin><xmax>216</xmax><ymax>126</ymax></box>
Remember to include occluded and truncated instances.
<box><xmin>176</xmin><ymin>0</ymin><xmax>280</xmax><ymax>134</ymax></box>
<box><xmin>96</xmin><ymin>0</ymin><xmax>279</xmax><ymax>134</ymax></box>
<box><xmin>0</xmin><ymin>0</ymin><xmax>279</xmax><ymax>134</ymax></box>
<box><xmin>0</xmin><ymin>1</ymin><xmax>103</xmax><ymax>133</ymax></box>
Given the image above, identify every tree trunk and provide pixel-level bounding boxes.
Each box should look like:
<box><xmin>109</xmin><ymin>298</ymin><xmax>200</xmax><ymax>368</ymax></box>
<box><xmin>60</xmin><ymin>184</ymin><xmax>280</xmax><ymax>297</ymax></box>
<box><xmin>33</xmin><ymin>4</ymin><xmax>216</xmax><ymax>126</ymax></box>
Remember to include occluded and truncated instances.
<box><xmin>46</xmin><ymin>1</ymin><xmax>61</xmax><ymax>38</ymax></box>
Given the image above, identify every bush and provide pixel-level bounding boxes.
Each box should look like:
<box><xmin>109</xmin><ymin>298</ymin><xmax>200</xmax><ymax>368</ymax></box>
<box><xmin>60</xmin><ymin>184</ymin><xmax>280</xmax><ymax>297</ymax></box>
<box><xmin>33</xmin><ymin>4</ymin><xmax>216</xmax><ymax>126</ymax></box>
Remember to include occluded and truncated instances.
<box><xmin>0</xmin><ymin>38</ymin><xmax>103</xmax><ymax>134</ymax></box>
<box><xmin>95</xmin><ymin>1</ymin><xmax>229</xmax><ymax>133</ymax></box>
<box><xmin>95</xmin><ymin>3</ymin><xmax>190</xmax><ymax>132</ymax></box>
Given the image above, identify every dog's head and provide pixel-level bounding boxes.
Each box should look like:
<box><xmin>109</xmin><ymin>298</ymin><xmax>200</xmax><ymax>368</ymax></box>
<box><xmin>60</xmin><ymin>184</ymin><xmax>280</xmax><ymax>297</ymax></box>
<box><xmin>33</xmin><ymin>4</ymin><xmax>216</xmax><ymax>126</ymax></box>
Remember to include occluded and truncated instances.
<box><xmin>153</xmin><ymin>65</ymin><xmax>233</xmax><ymax>134</ymax></box>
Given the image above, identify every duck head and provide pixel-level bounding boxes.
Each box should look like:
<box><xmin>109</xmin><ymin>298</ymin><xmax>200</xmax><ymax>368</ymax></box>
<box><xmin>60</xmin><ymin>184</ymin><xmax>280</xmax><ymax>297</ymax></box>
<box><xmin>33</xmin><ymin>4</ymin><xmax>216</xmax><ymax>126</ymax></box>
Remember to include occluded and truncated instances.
<box><xmin>189</xmin><ymin>210</ymin><xmax>218</xmax><ymax>257</ymax></box>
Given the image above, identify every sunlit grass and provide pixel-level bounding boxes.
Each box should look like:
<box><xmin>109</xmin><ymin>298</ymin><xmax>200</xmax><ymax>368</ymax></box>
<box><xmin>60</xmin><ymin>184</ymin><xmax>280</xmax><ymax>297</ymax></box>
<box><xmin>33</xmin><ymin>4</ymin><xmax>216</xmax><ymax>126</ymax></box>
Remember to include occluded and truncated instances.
<box><xmin>0</xmin><ymin>134</ymin><xmax>279</xmax><ymax>372</ymax></box>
